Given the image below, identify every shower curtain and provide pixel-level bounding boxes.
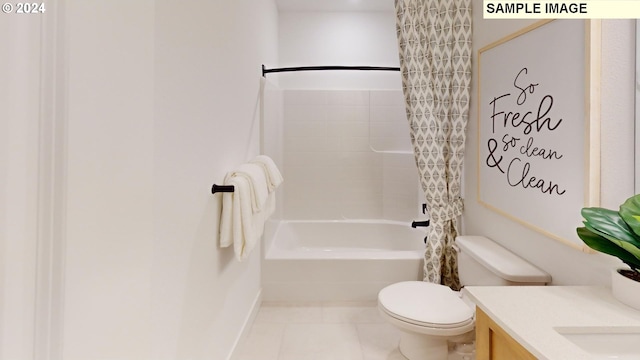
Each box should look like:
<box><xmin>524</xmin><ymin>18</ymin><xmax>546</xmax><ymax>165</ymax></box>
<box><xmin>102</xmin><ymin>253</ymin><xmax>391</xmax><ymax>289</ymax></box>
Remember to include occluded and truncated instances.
<box><xmin>395</xmin><ymin>0</ymin><xmax>472</xmax><ymax>290</ymax></box>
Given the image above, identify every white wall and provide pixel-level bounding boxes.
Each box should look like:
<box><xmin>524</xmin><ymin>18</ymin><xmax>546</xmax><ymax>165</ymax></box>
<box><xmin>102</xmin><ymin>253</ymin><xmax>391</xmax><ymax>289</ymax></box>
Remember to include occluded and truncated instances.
<box><xmin>0</xmin><ymin>14</ymin><xmax>41</xmax><ymax>360</ymax></box>
<box><xmin>60</xmin><ymin>0</ymin><xmax>278</xmax><ymax>359</ymax></box>
<box><xmin>152</xmin><ymin>1</ymin><xmax>278</xmax><ymax>360</ymax></box>
<box><xmin>277</xmin><ymin>11</ymin><xmax>401</xmax><ymax>89</ymax></box>
<box><xmin>281</xmin><ymin>89</ymin><xmax>419</xmax><ymax>221</ymax></box>
<box><xmin>272</xmin><ymin>10</ymin><xmax>422</xmax><ymax>223</ymax></box>
<box><xmin>465</xmin><ymin>17</ymin><xmax>636</xmax><ymax>285</ymax></box>
<box><xmin>4</xmin><ymin>1</ymin><xmax>278</xmax><ymax>358</ymax></box>
<box><xmin>63</xmin><ymin>1</ymin><xmax>154</xmax><ymax>358</ymax></box>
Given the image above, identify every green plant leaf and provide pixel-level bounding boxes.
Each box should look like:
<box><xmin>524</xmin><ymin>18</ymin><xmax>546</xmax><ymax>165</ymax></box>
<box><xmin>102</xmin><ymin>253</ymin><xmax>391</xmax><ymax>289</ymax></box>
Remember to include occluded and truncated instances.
<box><xmin>583</xmin><ymin>221</ymin><xmax>640</xmax><ymax>261</ymax></box>
<box><xmin>577</xmin><ymin>227</ymin><xmax>640</xmax><ymax>271</ymax></box>
<box><xmin>581</xmin><ymin>207</ymin><xmax>640</xmax><ymax>248</ymax></box>
<box><xmin>620</xmin><ymin>194</ymin><xmax>640</xmax><ymax>238</ymax></box>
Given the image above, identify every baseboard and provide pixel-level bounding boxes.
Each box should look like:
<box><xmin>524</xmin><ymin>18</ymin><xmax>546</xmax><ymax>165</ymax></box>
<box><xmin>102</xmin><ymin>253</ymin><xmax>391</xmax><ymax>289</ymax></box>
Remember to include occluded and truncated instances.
<box><xmin>226</xmin><ymin>288</ymin><xmax>263</xmax><ymax>360</ymax></box>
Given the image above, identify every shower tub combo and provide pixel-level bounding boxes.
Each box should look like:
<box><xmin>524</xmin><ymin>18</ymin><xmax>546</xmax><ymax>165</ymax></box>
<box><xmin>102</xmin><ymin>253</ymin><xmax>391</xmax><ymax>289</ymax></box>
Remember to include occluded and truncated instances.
<box><xmin>262</xmin><ymin>220</ymin><xmax>426</xmax><ymax>302</ymax></box>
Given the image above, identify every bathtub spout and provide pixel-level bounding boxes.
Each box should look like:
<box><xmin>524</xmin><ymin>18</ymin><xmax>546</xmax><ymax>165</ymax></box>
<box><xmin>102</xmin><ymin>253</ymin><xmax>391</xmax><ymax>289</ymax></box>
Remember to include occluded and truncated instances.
<box><xmin>411</xmin><ymin>220</ymin><xmax>430</xmax><ymax>228</ymax></box>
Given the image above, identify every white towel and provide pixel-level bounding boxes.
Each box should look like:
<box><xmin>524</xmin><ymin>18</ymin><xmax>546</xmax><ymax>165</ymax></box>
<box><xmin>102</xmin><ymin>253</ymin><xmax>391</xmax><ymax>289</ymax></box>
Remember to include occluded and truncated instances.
<box><xmin>218</xmin><ymin>158</ymin><xmax>281</xmax><ymax>260</ymax></box>
<box><xmin>231</xmin><ymin>176</ymin><xmax>258</xmax><ymax>260</ymax></box>
<box><xmin>250</xmin><ymin>155</ymin><xmax>283</xmax><ymax>193</ymax></box>
<box><xmin>229</xmin><ymin>163</ymin><xmax>269</xmax><ymax>213</ymax></box>
<box><xmin>219</xmin><ymin>172</ymin><xmax>238</xmax><ymax>248</ymax></box>
<box><xmin>219</xmin><ymin>175</ymin><xmax>262</xmax><ymax>260</ymax></box>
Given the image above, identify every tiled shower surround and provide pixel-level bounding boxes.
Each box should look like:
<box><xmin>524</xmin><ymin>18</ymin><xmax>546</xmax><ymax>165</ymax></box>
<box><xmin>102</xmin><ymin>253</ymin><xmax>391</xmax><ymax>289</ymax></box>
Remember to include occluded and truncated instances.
<box><xmin>282</xmin><ymin>89</ymin><xmax>421</xmax><ymax>222</ymax></box>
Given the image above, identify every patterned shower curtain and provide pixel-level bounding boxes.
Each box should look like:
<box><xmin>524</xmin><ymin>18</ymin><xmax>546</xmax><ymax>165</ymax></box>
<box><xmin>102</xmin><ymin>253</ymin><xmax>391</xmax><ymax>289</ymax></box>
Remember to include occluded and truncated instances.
<box><xmin>395</xmin><ymin>0</ymin><xmax>472</xmax><ymax>290</ymax></box>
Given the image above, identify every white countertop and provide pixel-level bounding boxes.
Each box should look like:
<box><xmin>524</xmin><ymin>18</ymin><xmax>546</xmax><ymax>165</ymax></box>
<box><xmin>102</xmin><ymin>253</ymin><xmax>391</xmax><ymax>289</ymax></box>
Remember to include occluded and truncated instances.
<box><xmin>463</xmin><ymin>286</ymin><xmax>640</xmax><ymax>360</ymax></box>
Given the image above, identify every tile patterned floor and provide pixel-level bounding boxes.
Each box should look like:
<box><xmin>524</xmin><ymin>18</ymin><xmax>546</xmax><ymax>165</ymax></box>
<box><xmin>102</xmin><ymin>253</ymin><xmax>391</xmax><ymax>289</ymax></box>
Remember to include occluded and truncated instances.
<box><xmin>234</xmin><ymin>302</ymin><xmax>407</xmax><ymax>360</ymax></box>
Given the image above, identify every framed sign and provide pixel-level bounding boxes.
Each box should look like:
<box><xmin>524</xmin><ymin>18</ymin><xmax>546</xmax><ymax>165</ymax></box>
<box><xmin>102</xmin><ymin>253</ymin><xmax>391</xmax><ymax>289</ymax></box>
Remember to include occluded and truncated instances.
<box><xmin>477</xmin><ymin>20</ymin><xmax>601</xmax><ymax>250</ymax></box>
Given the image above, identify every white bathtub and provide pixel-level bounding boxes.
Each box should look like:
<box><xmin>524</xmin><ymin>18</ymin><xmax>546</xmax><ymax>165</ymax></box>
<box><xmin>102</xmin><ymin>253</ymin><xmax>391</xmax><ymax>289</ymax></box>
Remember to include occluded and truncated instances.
<box><xmin>262</xmin><ymin>220</ymin><xmax>425</xmax><ymax>302</ymax></box>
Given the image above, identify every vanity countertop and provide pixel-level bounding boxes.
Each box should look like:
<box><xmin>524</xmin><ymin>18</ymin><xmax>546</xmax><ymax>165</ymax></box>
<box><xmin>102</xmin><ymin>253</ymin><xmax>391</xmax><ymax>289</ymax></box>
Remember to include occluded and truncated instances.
<box><xmin>463</xmin><ymin>286</ymin><xmax>640</xmax><ymax>359</ymax></box>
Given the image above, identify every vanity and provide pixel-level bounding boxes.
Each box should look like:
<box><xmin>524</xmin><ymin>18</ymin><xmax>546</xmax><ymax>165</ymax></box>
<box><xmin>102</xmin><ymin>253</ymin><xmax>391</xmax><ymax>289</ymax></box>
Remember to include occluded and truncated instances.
<box><xmin>464</xmin><ymin>286</ymin><xmax>640</xmax><ymax>359</ymax></box>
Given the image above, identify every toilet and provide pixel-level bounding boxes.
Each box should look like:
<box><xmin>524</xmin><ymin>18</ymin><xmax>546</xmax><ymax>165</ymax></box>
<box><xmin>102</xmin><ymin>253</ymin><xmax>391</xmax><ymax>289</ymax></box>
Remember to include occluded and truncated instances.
<box><xmin>378</xmin><ymin>235</ymin><xmax>551</xmax><ymax>360</ymax></box>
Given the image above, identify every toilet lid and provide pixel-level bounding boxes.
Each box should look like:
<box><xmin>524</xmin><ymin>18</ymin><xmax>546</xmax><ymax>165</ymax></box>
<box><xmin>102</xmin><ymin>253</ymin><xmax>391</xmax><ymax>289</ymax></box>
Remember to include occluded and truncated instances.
<box><xmin>378</xmin><ymin>281</ymin><xmax>474</xmax><ymax>329</ymax></box>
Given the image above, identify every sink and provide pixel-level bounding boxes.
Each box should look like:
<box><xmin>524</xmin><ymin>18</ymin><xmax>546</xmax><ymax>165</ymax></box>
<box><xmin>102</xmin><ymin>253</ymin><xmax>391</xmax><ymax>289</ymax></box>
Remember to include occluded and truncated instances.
<box><xmin>555</xmin><ymin>327</ymin><xmax>640</xmax><ymax>360</ymax></box>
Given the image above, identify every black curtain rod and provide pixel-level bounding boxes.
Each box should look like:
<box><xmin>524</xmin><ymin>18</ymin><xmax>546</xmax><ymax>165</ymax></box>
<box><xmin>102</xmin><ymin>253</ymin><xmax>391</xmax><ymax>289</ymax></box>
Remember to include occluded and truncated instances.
<box><xmin>261</xmin><ymin>64</ymin><xmax>400</xmax><ymax>77</ymax></box>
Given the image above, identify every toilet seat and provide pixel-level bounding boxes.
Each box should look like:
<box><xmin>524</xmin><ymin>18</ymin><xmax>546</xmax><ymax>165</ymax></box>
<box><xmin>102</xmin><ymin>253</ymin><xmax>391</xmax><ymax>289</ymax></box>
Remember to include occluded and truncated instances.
<box><xmin>378</xmin><ymin>281</ymin><xmax>474</xmax><ymax>335</ymax></box>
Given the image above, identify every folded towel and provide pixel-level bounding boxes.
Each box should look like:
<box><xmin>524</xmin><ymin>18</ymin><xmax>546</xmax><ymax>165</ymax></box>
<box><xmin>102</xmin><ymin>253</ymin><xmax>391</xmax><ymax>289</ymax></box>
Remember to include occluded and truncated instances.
<box><xmin>219</xmin><ymin>175</ymin><xmax>262</xmax><ymax>260</ymax></box>
<box><xmin>250</xmin><ymin>155</ymin><xmax>283</xmax><ymax>193</ymax></box>
<box><xmin>219</xmin><ymin>172</ymin><xmax>238</xmax><ymax>248</ymax></box>
<box><xmin>230</xmin><ymin>176</ymin><xmax>258</xmax><ymax>260</ymax></box>
<box><xmin>229</xmin><ymin>163</ymin><xmax>269</xmax><ymax>213</ymax></box>
<box><xmin>218</xmin><ymin>157</ymin><xmax>281</xmax><ymax>261</ymax></box>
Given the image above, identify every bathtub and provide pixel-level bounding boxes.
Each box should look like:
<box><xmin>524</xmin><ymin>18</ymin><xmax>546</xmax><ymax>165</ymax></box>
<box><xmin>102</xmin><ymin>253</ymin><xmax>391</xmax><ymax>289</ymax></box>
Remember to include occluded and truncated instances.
<box><xmin>262</xmin><ymin>220</ymin><xmax>425</xmax><ymax>302</ymax></box>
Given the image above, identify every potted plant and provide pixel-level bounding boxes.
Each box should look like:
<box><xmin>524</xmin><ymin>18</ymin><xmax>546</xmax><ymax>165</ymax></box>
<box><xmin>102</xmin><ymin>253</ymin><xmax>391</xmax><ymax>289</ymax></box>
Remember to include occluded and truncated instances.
<box><xmin>577</xmin><ymin>194</ymin><xmax>640</xmax><ymax>310</ymax></box>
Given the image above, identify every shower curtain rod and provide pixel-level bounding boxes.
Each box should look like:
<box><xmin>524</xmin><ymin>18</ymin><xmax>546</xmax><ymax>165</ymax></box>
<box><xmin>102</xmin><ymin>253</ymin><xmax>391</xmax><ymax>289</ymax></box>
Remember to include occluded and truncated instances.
<box><xmin>261</xmin><ymin>64</ymin><xmax>400</xmax><ymax>77</ymax></box>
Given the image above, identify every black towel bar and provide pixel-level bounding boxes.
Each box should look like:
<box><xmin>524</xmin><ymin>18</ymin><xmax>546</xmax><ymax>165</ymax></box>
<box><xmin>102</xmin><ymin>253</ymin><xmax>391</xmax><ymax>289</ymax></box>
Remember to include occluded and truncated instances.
<box><xmin>211</xmin><ymin>184</ymin><xmax>235</xmax><ymax>194</ymax></box>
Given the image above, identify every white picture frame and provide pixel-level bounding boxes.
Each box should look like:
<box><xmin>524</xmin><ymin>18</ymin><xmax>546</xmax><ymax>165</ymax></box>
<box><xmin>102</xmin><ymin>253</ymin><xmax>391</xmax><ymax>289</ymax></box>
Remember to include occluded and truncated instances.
<box><xmin>477</xmin><ymin>20</ymin><xmax>601</xmax><ymax>250</ymax></box>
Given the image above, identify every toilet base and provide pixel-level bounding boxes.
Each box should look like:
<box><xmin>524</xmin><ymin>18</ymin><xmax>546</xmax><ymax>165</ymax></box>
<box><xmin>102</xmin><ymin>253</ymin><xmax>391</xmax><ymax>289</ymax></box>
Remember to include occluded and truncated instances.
<box><xmin>398</xmin><ymin>331</ymin><xmax>448</xmax><ymax>360</ymax></box>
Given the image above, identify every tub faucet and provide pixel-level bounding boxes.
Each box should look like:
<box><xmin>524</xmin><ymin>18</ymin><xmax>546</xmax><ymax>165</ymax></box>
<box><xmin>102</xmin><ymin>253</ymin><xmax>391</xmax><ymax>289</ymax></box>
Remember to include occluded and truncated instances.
<box><xmin>411</xmin><ymin>204</ymin><xmax>430</xmax><ymax>230</ymax></box>
<box><xmin>411</xmin><ymin>220</ymin><xmax>430</xmax><ymax>228</ymax></box>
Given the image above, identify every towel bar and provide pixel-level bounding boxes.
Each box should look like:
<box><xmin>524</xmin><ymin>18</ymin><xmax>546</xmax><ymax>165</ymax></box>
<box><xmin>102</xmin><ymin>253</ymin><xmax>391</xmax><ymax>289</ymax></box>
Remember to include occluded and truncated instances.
<box><xmin>211</xmin><ymin>184</ymin><xmax>235</xmax><ymax>194</ymax></box>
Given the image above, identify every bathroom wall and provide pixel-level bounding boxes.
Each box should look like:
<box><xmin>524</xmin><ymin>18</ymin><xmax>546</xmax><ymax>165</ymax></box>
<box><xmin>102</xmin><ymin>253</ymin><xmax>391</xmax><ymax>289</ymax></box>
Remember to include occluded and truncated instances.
<box><xmin>281</xmin><ymin>89</ymin><xmax>420</xmax><ymax>221</ymax></box>
<box><xmin>273</xmin><ymin>9</ymin><xmax>422</xmax><ymax>223</ymax></box>
<box><xmin>152</xmin><ymin>1</ymin><xmax>278</xmax><ymax>359</ymax></box>
<box><xmin>260</xmin><ymin>80</ymin><xmax>284</xmax><ymax>254</ymax></box>
<box><xmin>465</xmin><ymin>17</ymin><xmax>635</xmax><ymax>285</ymax></box>
<box><xmin>277</xmin><ymin>11</ymin><xmax>401</xmax><ymax>89</ymax></box>
<box><xmin>56</xmin><ymin>0</ymin><xmax>278</xmax><ymax>359</ymax></box>
<box><xmin>63</xmin><ymin>3</ymin><xmax>154</xmax><ymax>359</ymax></box>
<box><xmin>0</xmin><ymin>13</ymin><xmax>40</xmax><ymax>360</ymax></box>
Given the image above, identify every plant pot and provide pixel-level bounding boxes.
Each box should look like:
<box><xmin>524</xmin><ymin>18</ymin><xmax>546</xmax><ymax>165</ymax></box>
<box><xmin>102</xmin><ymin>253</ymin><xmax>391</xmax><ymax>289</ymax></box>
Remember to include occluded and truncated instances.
<box><xmin>611</xmin><ymin>268</ymin><xmax>640</xmax><ymax>311</ymax></box>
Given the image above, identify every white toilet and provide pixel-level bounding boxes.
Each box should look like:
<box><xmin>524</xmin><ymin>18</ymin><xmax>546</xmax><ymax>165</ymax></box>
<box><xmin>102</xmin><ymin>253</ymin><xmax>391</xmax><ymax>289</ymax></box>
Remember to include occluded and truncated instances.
<box><xmin>378</xmin><ymin>235</ymin><xmax>551</xmax><ymax>360</ymax></box>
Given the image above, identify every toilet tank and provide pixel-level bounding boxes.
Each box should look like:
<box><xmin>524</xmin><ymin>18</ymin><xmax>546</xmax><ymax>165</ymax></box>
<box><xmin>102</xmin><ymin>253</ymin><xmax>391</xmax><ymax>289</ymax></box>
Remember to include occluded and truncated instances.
<box><xmin>455</xmin><ymin>236</ymin><xmax>551</xmax><ymax>286</ymax></box>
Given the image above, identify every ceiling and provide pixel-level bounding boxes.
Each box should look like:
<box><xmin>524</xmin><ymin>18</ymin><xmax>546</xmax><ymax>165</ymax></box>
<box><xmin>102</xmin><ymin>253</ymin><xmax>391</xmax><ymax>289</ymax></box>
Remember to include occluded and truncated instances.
<box><xmin>276</xmin><ymin>0</ymin><xmax>394</xmax><ymax>12</ymax></box>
